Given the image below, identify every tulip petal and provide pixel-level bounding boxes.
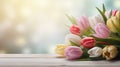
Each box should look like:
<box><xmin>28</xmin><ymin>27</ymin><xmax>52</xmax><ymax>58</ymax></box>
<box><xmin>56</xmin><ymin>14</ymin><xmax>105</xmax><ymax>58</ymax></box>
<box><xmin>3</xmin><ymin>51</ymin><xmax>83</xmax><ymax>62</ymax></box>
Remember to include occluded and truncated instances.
<box><xmin>93</xmin><ymin>23</ymin><xmax>110</xmax><ymax>38</ymax></box>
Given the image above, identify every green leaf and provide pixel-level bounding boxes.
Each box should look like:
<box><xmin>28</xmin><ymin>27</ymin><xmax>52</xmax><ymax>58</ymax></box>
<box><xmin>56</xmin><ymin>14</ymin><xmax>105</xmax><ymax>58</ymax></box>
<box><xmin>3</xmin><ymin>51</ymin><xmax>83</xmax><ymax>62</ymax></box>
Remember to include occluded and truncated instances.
<box><xmin>90</xmin><ymin>56</ymin><xmax>105</xmax><ymax>61</ymax></box>
<box><xmin>93</xmin><ymin>37</ymin><xmax>120</xmax><ymax>47</ymax></box>
<box><xmin>70</xmin><ymin>41</ymin><xmax>80</xmax><ymax>46</ymax></box>
<box><xmin>108</xmin><ymin>10</ymin><xmax>112</xmax><ymax>18</ymax></box>
<box><xmin>102</xmin><ymin>4</ymin><xmax>106</xmax><ymax>14</ymax></box>
<box><xmin>65</xmin><ymin>14</ymin><xmax>77</xmax><ymax>25</ymax></box>
<box><xmin>119</xmin><ymin>19</ymin><xmax>120</xmax><ymax>26</ymax></box>
<box><xmin>83</xmin><ymin>28</ymin><xmax>94</xmax><ymax>36</ymax></box>
<box><xmin>95</xmin><ymin>43</ymin><xmax>105</xmax><ymax>48</ymax></box>
<box><xmin>64</xmin><ymin>24</ymin><xmax>70</xmax><ymax>28</ymax></box>
<box><xmin>71</xmin><ymin>16</ymin><xmax>77</xmax><ymax>24</ymax></box>
<box><xmin>110</xmin><ymin>33</ymin><xmax>120</xmax><ymax>38</ymax></box>
<box><xmin>77</xmin><ymin>56</ymin><xmax>105</xmax><ymax>61</ymax></box>
<box><xmin>80</xmin><ymin>48</ymin><xmax>89</xmax><ymax>58</ymax></box>
<box><xmin>77</xmin><ymin>58</ymin><xmax>91</xmax><ymax>61</ymax></box>
<box><xmin>96</xmin><ymin>7</ymin><xmax>107</xmax><ymax>23</ymax></box>
<box><xmin>83</xmin><ymin>31</ymin><xmax>90</xmax><ymax>36</ymax></box>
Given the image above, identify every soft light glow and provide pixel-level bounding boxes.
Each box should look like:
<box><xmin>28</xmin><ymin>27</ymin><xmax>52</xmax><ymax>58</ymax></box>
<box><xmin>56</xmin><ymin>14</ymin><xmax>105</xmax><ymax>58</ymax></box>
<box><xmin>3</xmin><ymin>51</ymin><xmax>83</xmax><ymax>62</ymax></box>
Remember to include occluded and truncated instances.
<box><xmin>114</xmin><ymin>0</ymin><xmax>120</xmax><ymax>8</ymax></box>
<box><xmin>0</xmin><ymin>0</ymin><xmax>116</xmax><ymax>54</ymax></box>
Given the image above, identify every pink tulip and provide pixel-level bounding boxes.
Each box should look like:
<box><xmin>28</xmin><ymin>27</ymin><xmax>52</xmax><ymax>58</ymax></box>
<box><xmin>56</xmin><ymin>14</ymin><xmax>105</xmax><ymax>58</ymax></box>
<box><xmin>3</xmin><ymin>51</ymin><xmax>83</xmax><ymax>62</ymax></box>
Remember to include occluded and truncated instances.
<box><xmin>80</xmin><ymin>37</ymin><xmax>96</xmax><ymax>48</ymax></box>
<box><xmin>77</xmin><ymin>16</ymin><xmax>90</xmax><ymax>32</ymax></box>
<box><xmin>112</xmin><ymin>9</ymin><xmax>118</xmax><ymax>16</ymax></box>
<box><xmin>64</xmin><ymin>46</ymin><xmax>83</xmax><ymax>60</ymax></box>
<box><xmin>105</xmin><ymin>9</ymin><xmax>118</xmax><ymax>19</ymax></box>
<box><xmin>93</xmin><ymin>23</ymin><xmax>110</xmax><ymax>38</ymax></box>
<box><xmin>70</xmin><ymin>25</ymin><xmax>80</xmax><ymax>35</ymax></box>
<box><xmin>89</xmin><ymin>15</ymin><xmax>104</xmax><ymax>29</ymax></box>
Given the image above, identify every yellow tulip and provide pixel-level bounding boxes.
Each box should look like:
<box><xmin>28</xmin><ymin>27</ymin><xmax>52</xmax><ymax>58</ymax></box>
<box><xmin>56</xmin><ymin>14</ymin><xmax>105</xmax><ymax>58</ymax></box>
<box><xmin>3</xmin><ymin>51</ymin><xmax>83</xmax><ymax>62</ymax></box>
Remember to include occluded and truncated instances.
<box><xmin>107</xmin><ymin>16</ymin><xmax>120</xmax><ymax>33</ymax></box>
<box><xmin>55</xmin><ymin>44</ymin><xmax>67</xmax><ymax>56</ymax></box>
<box><xmin>102</xmin><ymin>45</ymin><xmax>118</xmax><ymax>60</ymax></box>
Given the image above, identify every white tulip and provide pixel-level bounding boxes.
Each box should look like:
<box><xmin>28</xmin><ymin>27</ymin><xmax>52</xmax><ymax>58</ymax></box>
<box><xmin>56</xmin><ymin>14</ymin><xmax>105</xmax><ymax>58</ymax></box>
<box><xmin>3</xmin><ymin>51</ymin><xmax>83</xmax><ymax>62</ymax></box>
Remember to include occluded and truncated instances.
<box><xmin>89</xmin><ymin>15</ymin><xmax>104</xmax><ymax>29</ymax></box>
<box><xmin>88</xmin><ymin>47</ymin><xmax>102</xmax><ymax>57</ymax></box>
<box><xmin>105</xmin><ymin>10</ymin><xmax>111</xmax><ymax>19</ymax></box>
<box><xmin>65</xmin><ymin>34</ymin><xmax>81</xmax><ymax>46</ymax></box>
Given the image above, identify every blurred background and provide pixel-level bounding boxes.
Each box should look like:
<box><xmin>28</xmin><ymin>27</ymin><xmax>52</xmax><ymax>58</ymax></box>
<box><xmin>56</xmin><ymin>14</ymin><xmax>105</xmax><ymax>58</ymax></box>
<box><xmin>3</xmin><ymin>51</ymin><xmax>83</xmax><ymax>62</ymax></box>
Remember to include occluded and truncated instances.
<box><xmin>0</xmin><ymin>0</ymin><xmax>119</xmax><ymax>54</ymax></box>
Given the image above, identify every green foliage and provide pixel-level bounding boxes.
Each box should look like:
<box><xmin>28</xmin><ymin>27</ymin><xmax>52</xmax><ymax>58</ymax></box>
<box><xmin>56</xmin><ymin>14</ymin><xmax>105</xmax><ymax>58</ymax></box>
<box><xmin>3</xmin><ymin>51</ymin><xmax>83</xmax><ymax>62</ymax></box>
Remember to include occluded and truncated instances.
<box><xmin>89</xmin><ymin>56</ymin><xmax>105</xmax><ymax>60</ymax></box>
<box><xmin>108</xmin><ymin>10</ymin><xmax>112</xmax><ymax>18</ymax></box>
<box><xmin>102</xmin><ymin>4</ymin><xmax>106</xmax><ymax>14</ymax></box>
<box><xmin>66</xmin><ymin>14</ymin><xmax>77</xmax><ymax>25</ymax></box>
<box><xmin>70</xmin><ymin>41</ymin><xmax>80</xmax><ymax>47</ymax></box>
<box><xmin>81</xmin><ymin>48</ymin><xmax>89</xmax><ymax>58</ymax></box>
<box><xmin>96</xmin><ymin>4</ymin><xmax>107</xmax><ymax>23</ymax></box>
<box><xmin>93</xmin><ymin>36</ymin><xmax>120</xmax><ymax>47</ymax></box>
<box><xmin>83</xmin><ymin>28</ymin><xmax>92</xmax><ymax>36</ymax></box>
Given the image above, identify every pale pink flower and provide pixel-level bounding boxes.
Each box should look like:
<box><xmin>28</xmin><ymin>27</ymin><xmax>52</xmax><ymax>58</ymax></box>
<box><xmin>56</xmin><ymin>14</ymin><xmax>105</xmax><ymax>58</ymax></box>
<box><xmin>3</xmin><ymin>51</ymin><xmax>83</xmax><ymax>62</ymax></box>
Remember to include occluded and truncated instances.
<box><xmin>93</xmin><ymin>23</ymin><xmax>110</xmax><ymax>38</ymax></box>
<box><xmin>105</xmin><ymin>9</ymin><xmax>118</xmax><ymax>19</ymax></box>
<box><xmin>77</xmin><ymin>16</ymin><xmax>90</xmax><ymax>33</ymax></box>
<box><xmin>64</xmin><ymin>46</ymin><xmax>83</xmax><ymax>60</ymax></box>
<box><xmin>89</xmin><ymin>15</ymin><xmax>104</xmax><ymax>29</ymax></box>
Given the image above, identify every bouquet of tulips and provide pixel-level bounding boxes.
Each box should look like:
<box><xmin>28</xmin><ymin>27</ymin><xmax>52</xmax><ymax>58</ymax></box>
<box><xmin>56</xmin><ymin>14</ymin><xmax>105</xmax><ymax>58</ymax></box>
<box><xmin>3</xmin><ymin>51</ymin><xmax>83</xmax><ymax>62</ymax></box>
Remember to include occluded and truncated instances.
<box><xmin>55</xmin><ymin>4</ymin><xmax>120</xmax><ymax>61</ymax></box>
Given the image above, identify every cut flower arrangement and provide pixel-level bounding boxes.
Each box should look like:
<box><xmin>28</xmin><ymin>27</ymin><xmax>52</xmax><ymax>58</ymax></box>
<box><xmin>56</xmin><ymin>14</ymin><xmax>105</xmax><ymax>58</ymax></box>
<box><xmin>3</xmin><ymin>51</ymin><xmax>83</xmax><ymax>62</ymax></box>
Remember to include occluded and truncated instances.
<box><xmin>55</xmin><ymin>4</ymin><xmax>120</xmax><ymax>61</ymax></box>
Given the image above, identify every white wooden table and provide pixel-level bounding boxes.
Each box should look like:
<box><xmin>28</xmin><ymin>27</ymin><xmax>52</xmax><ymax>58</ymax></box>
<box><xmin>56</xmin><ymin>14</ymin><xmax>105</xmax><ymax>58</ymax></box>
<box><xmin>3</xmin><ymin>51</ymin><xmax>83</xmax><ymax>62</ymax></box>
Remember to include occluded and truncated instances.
<box><xmin>0</xmin><ymin>54</ymin><xmax>119</xmax><ymax>67</ymax></box>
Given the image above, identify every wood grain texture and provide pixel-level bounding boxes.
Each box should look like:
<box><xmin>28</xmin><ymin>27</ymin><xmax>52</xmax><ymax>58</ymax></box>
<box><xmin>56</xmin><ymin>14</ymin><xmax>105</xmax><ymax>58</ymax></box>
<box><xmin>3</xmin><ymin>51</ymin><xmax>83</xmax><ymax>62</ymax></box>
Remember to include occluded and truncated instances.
<box><xmin>0</xmin><ymin>54</ymin><xmax>119</xmax><ymax>67</ymax></box>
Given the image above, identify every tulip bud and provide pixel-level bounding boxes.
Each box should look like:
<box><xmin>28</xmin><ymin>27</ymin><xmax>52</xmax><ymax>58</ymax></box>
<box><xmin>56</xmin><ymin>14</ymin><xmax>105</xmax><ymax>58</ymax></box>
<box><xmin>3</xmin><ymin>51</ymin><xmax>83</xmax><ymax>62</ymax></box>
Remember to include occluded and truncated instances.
<box><xmin>88</xmin><ymin>47</ymin><xmax>102</xmax><ymax>57</ymax></box>
<box><xmin>102</xmin><ymin>45</ymin><xmax>118</xmax><ymax>60</ymax></box>
<box><xmin>80</xmin><ymin>37</ymin><xmax>96</xmax><ymax>48</ymax></box>
<box><xmin>105</xmin><ymin>9</ymin><xmax>118</xmax><ymax>19</ymax></box>
<box><xmin>77</xmin><ymin>16</ymin><xmax>90</xmax><ymax>32</ymax></box>
<box><xmin>112</xmin><ymin>9</ymin><xmax>118</xmax><ymax>16</ymax></box>
<box><xmin>55</xmin><ymin>44</ymin><xmax>67</xmax><ymax>56</ymax></box>
<box><xmin>93</xmin><ymin>23</ymin><xmax>110</xmax><ymax>38</ymax></box>
<box><xmin>89</xmin><ymin>15</ymin><xmax>104</xmax><ymax>29</ymax></box>
<box><xmin>116</xmin><ymin>11</ymin><xmax>120</xmax><ymax>19</ymax></box>
<box><xmin>70</xmin><ymin>25</ymin><xmax>80</xmax><ymax>35</ymax></box>
<box><xmin>65</xmin><ymin>34</ymin><xmax>81</xmax><ymax>46</ymax></box>
<box><xmin>64</xmin><ymin>46</ymin><xmax>83</xmax><ymax>60</ymax></box>
<box><xmin>107</xmin><ymin>16</ymin><xmax>120</xmax><ymax>33</ymax></box>
<box><xmin>105</xmin><ymin>10</ymin><xmax>111</xmax><ymax>19</ymax></box>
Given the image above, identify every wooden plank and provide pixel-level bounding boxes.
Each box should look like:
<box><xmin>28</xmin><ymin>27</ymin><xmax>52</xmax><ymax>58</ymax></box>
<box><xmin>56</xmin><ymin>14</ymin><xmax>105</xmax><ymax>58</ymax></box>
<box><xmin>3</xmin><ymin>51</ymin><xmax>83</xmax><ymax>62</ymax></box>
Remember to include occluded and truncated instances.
<box><xmin>0</xmin><ymin>54</ymin><xmax>119</xmax><ymax>67</ymax></box>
